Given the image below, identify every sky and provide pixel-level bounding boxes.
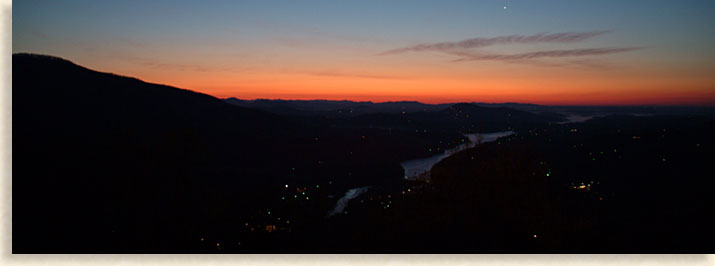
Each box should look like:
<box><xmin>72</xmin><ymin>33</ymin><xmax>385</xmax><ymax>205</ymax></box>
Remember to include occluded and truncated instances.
<box><xmin>12</xmin><ymin>0</ymin><xmax>715</xmax><ymax>105</ymax></box>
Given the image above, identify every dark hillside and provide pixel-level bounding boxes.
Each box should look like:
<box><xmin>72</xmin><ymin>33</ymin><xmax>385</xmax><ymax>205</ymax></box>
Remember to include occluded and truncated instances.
<box><xmin>13</xmin><ymin>54</ymin><xmax>293</xmax><ymax>252</ymax></box>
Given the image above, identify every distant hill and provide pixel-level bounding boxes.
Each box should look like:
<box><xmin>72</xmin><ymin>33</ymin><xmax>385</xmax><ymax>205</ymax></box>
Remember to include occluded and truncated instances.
<box><xmin>226</xmin><ymin>97</ymin><xmax>715</xmax><ymax>120</ymax></box>
<box><xmin>225</xmin><ymin>98</ymin><xmax>566</xmax><ymax>132</ymax></box>
<box><xmin>224</xmin><ymin>97</ymin><xmax>451</xmax><ymax>117</ymax></box>
<box><xmin>473</xmin><ymin>102</ymin><xmax>715</xmax><ymax>117</ymax></box>
<box><xmin>338</xmin><ymin>102</ymin><xmax>565</xmax><ymax>133</ymax></box>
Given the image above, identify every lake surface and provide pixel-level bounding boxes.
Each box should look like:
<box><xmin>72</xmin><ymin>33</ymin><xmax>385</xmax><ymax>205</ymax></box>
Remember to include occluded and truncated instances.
<box><xmin>556</xmin><ymin>114</ymin><xmax>598</xmax><ymax>124</ymax></box>
<box><xmin>400</xmin><ymin>131</ymin><xmax>514</xmax><ymax>180</ymax></box>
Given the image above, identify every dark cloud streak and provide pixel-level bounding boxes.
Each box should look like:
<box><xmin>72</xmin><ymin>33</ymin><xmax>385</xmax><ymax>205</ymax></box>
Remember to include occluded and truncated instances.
<box><xmin>449</xmin><ymin>47</ymin><xmax>643</xmax><ymax>62</ymax></box>
<box><xmin>378</xmin><ymin>31</ymin><xmax>611</xmax><ymax>55</ymax></box>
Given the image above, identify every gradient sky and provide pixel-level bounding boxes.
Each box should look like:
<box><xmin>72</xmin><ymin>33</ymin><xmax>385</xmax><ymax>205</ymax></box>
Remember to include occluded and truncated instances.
<box><xmin>13</xmin><ymin>0</ymin><xmax>715</xmax><ymax>105</ymax></box>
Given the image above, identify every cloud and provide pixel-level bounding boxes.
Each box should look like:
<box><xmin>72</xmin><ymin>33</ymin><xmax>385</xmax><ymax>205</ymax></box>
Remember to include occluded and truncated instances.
<box><xmin>448</xmin><ymin>47</ymin><xmax>642</xmax><ymax>62</ymax></box>
<box><xmin>378</xmin><ymin>31</ymin><xmax>610</xmax><ymax>55</ymax></box>
<box><xmin>377</xmin><ymin>30</ymin><xmax>642</xmax><ymax>68</ymax></box>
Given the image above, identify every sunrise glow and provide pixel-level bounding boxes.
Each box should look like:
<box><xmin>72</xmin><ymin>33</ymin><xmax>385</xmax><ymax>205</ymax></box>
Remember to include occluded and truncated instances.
<box><xmin>13</xmin><ymin>1</ymin><xmax>715</xmax><ymax>105</ymax></box>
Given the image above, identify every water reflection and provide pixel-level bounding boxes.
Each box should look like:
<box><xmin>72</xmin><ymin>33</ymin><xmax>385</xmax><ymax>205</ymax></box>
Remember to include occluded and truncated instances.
<box><xmin>400</xmin><ymin>131</ymin><xmax>514</xmax><ymax>180</ymax></box>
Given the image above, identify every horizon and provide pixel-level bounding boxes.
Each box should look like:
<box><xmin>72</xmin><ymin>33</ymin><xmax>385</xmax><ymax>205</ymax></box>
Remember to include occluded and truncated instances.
<box><xmin>13</xmin><ymin>1</ymin><xmax>715</xmax><ymax>106</ymax></box>
<box><xmin>15</xmin><ymin>51</ymin><xmax>715</xmax><ymax>108</ymax></box>
<box><xmin>225</xmin><ymin>96</ymin><xmax>715</xmax><ymax>108</ymax></box>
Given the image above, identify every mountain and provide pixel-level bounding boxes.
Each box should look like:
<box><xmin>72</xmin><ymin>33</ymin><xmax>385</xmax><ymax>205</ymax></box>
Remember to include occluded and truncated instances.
<box><xmin>13</xmin><ymin>53</ymin><xmax>298</xmax><ymax>252</ymax></box>
<box><xmin>224</xmin><ymin>97</ymin><xmax>451</xmax><ymax>117</ymax></box>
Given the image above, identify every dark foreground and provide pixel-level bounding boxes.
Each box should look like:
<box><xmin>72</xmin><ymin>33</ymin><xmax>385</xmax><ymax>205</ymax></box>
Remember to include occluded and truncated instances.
<box><xmin>12</xmin><ymin>54</ymin><xmax>715</xmax><ymax>253</ymax></box>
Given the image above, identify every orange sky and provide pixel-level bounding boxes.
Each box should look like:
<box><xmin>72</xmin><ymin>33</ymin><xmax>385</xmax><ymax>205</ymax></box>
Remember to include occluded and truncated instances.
<box><xmin>95</xmin><ymin>56</ymin><xmax>715</xmax><ymax>106</ymax></box>
<box><xmin>14</xmin><ymin>1</ymin><xmax>715</xmax><ymax>106</ymax></box>
<box><xmin>59</xmin><ymin>35</ymin><xmax>714</xmax><ymax>106</ymax></box>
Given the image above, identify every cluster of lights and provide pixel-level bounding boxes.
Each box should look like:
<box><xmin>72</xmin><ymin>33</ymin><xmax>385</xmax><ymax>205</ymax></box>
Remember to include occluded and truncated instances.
<box><xmin>571</xmin><ymin>181</ymin><xmax>595</xmax><ymax>191</ymax></box>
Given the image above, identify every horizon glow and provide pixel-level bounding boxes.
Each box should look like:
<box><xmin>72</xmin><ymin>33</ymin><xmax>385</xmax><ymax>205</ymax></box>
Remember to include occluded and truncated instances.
<box><xmin>12</xmin><ymin>0</ymin><xmax>715</xmax><ymax>106</ymax></box>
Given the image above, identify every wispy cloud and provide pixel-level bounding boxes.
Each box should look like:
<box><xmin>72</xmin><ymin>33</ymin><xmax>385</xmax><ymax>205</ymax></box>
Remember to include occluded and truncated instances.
<box><xmin>448</xmin><ymin>47</ymin><xmax>642</xmax><ymax>62</ymax></box>
<box><xmin>378</xmin><ymin>31</ymin><xmax>610</xmax><ymax>55</ymax></box>
<box><xmin>377</xmin><ymin>30</ymin><xmax>642</xmax><ymax>68</ymax></box>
